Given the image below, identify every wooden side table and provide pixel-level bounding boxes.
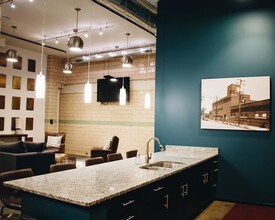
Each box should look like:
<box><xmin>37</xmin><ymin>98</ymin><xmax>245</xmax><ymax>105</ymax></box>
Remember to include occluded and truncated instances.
<box><xmin>55</xmin><ymin>153</ymin><xmax>76</xmax><ymax>164</ymax></box>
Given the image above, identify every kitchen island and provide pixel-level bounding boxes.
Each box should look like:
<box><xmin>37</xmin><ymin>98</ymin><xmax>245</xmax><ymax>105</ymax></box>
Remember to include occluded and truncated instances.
<box><xmin>5</xmin><ymin>146</ymin><xmax>219</xmax><ymax>220</ymax></box>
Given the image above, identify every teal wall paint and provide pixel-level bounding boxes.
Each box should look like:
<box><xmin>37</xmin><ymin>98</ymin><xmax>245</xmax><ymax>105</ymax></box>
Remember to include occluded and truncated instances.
<box><xmin>156</xmin><ymin>1</ymin><xmax>275</xmax><ymax>205</ymax></box>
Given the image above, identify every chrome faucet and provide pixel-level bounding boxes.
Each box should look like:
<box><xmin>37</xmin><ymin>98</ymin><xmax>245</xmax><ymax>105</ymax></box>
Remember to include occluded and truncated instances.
<box><xmin>145</xmin><ymin>137</ymin><xmax>165</xmax><ymax>164</ymax></box>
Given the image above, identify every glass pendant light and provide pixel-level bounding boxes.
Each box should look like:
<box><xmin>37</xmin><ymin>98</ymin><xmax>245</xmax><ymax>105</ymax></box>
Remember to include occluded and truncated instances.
<box><xmin>68</xmin><ymin>8</ymin><xmax>84</xmax><ymax>52</ymax></box>
<box><xmin>119</xmin><ymin>77</ymin><xmax>126</xmax><ymax>105</ymax></box>
<box><xmin>144</xmin><ymin>52</ymin><xmax>151</xmax><ymax>109</ymax></box>
<box><xmin>144</xmin><ymin>92</ymin><xmax>150</xmax><ymax>109</ymax></box>
<box><xmin>6</xmin><ymin>26</ymin><xmax>19</xmax><ymax>63</ymax></box>
<box><xmin>63</xmin><ymin>48</ymin><xmax>73</xmax><ymax>74</ymax></box>
<box><xmin>84</xmin><ymin>26</ymin><xmax>92</xmax><ymax>103</ymax></box>
<box><xmin>35</xmin><ymin>1</ymin><xmax>46</xmax><ymax>99</ymax></box>
<box><xmin>121</xmin><ymin>33</ymin><xmax>133</xmax><ymax>68</ymax></box>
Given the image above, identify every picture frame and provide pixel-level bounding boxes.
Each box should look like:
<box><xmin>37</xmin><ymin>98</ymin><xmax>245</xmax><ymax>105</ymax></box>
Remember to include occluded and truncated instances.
<box><xmin>201</xmin><ymin>76</ymin><xmax>270</xmax><ymax>131</ymax></box>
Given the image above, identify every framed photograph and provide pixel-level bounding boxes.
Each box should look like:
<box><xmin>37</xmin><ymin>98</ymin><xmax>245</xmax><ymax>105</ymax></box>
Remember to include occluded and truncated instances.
<box><xmin>27</xmin><ymin>78</ymin><xmax>35</xmax><ymax>91</ymax></box>
<box><xmin>0</xmin><ymin>95</ymin><xmax>5</xmax><ymax>109</ymax></box>
<box><xmin>0</xmin><ymin>52</ymin><xmax>7</xmax><ymax>67</ymax></box>
<box><xmin>0</xmin><ymin>117</ymin><xmax>4</xmax><ymax>131</ymax></box>
<box><xmin>201</xmin><ymin>76</ymin><xmax>270</xmax><ymax>131</ymax></box>
<box><xmin>0</xmin><ymin>74</ymin><xmax>6</xmax><ymax>88</ymax></box>
<box><xmin>28</xmin><ymin>59</ymin><xmax>36</xmax><ymax>72</ymax></box>
<box><xmin>12</xmin><ymin>75</ymin><xmax>21</xmax><ymax>90</ymax></box>
<box><xmin>26</xmin><ymin>98</ymin><xmax>34</xmax><ymax>111</ymax></box>
<box><xmin>26</xmin><ymin>117</ymin><xmax>34</xmax><ymax>130</ymax></box>
<box><xmin>13</xmin><ymin>56</ymin><xmax>22</xmax><ymax>70</ymax></box>
<box><xmin>12</xmin><ymin>96</ymin><xmax>21</xmax><ymax>110</ymax></box>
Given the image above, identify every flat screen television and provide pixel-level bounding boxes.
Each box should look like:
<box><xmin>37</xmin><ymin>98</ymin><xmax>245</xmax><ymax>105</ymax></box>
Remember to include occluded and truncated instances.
<box><xmin>97</xmin><ymin>77</ymin><xmax>130</xmax><ymax>102</ymax></box>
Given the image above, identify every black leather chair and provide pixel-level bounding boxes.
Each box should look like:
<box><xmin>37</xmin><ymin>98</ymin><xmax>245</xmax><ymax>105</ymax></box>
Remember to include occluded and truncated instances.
<box><xmin>90</xmin><ymin>136</ymin><xmax>119</xmax><ymax>162</ymax></box>
<box><xmin>50</xmin><ymin>163</ymin><xmax>76</xmax><ymax>173</ymax></box>
<box><xmin>107</xmin><ymin>153</ymin><xmax>123</xmax><ymax>162</ymax></box>
<box><xmin>85</xmin><ymin>157</ymin><xmax>105</xmax><ymax>166</ymax></box>
<box><xmin>0</xmin><ymin>168</ymin><xmax>34</xmax><ymax>215</ymax></box>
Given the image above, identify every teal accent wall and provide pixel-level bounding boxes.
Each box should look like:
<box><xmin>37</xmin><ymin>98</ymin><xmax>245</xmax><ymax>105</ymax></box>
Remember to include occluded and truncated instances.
<box><xmin>156</xmin><ymin>1</ymin><xmax>275</xmax><ymax>205</ymax></box>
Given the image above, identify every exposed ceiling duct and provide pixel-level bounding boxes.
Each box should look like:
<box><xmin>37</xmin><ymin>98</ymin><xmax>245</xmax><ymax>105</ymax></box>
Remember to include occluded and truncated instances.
<box><xmin>92</xmin><ymin>0</ymin><xmax>157</xmax><ymax>36</ymax></box>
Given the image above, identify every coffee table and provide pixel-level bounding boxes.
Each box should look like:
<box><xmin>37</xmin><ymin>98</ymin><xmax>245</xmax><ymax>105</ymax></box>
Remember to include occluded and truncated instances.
<box><xmin>55</xmin><ymin>153</ymin><xmax>76</xmax><ymax>164</ymax></box>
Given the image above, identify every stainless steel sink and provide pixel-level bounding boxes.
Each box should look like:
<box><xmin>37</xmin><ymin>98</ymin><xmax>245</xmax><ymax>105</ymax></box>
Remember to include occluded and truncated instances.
<box><xmin>140</xmin><ymin>161</ymin><xmax>185</xmax><ymax>170</ymax></box>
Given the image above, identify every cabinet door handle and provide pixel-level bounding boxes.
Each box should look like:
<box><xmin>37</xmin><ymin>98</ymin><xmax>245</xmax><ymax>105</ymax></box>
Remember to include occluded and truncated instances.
<box><xmin>126</xmin><ymin>215</ymin><xmax>135</xmax><ymax>220</ymax></box>
<box><xmin>164</xmin><ymin>194</ymin><xmax>169</xmax><ymax>209</ymax></box>
<box><xmin>212</xmin><ymin>160</ymin><xmax>218</xmax><ymax>164</ymax></box>
<box><xmin>203</xmin><ymin>173</ymin><xmax>209</xmax><ymax>184</ymax></box>
<box><xmin>212</xmin><ymin>184</ymin><xmax>217</xmax><ymax>188</ymax></box>
<box><xmin>153</xmin><ymin>186</ymin><xmax>163</xmax><ymax>192</ymax></box>
<box><xmin>180</xmin><ymin>183</ymin><xmax>188</xmax><ymax>198</ymax></box>
<box><xmin>122</xmin><ymin>200</ymin><xmax>135</xmax><ymax>206</ymax></box>
<box><xmin>213</xmin><ymin>169</ymin><xmax>219</xmax><ymax>172</ymax></box>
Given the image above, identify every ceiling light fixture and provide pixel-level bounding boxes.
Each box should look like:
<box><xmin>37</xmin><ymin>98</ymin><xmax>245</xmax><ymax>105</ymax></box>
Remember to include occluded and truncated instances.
<box><xmin>63</xmin><ymin>48</ymin><xmax>73</xmax><ymax>74</ymax></box>
<box><xmin>35</xmin><ymin>1</ymin><xmax>46</xmax><ymax>99</ymax></box>
<box><xmin>6</xmin><ymin>25</ymin><xmax>19</xmax><ymax>63</ymax></box>
<box><xmin>119</xmin><ymin>77</ymin><xmax>127</xmax><ymax>105</ymax></box>
<box><xmin>84</xmin><ymin>31</ymin><xmax>89</xmax><ymax>38</ymax></box>
<box><xmin>99</xmin><ymin>28</ymin><xmax>103</xmax><ymax>35</ymax></box>
<box><xmin>55</xmin><ymin>37</ymin><xmax>59</xmax><ymax>44</ymax></box>
<box><xmin>144</xmin><ymin>0</ymin><xmax>151</xmax><ymax>109</ymax></box>
<box><xmin>68</xmin><ymin>8</ymin><xmax>84</xmax><ymax>52</ymax></box>
<box><xmin>144</xmin><ymin>52</ymin><xmax>151</xmax><ymax>109</ymax></box>
<box><xmin>10</xmin><ymin>0</ymin><xmax>15</xmax><ymax>8</ymax></box>
<box><xmin>121</xmin><ymin>33</ymin><xmax>133</xmax><ymax>67</ymax></box>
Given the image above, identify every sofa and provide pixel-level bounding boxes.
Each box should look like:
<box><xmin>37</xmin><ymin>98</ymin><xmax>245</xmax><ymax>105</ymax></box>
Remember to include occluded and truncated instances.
<box><xmin>0</xmin><ymin>141</ymin><xmax>56</xmax><ymax>175</ymax></box>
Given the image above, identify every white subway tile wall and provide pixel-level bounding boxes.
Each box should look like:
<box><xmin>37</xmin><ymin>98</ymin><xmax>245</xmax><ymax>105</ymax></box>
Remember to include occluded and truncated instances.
<box><xmin>46</xmin><ymin>54</ymin><xmax>155</xmax><ymax>156</ymax></box>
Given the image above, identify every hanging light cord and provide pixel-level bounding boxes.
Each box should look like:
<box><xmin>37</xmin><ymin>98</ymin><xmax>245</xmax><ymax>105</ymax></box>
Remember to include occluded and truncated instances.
<box><xmin>76</xmin><ymin>10</ymin><xmax>79</xmax><ymax>32</ymax></box>
<box><xmin>40</xmin><ymin>1</ymin><xmax>46</xmax><ymax>74</ymax></box>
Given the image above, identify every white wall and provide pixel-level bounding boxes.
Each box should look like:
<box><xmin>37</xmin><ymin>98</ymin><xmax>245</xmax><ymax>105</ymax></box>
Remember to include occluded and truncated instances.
<box><xmin>0</xmin><ymin>46</ymin><xmax>47</xmax><ymax>142</ymax></box>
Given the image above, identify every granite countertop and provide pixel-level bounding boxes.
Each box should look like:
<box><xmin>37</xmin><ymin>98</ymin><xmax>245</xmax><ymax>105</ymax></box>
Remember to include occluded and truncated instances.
<box><xmin>4</xmin><ymin>145</ymin><xmax>218</xmax><ymax>207</ymax></box>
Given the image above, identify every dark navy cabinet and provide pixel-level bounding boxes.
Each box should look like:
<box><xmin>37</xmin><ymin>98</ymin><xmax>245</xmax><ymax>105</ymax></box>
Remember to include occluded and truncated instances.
<box><xmin>107</xmin><ymin>156</ymin><xmax>218</xmax><ymax>220</ymax></box>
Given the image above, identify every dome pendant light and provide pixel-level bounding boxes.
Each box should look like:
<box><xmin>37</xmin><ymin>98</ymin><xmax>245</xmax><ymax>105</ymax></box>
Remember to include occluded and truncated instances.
<box><xmin>121</xmin><ymin>33</ymin><xmax>133</xmax><ymax>68</ymax></box>
<box><xmin>63</xmin><ymin>48</ymin><xmax>73</xmax><ymax>74</ymax></box>
<box><xmin>68</xmin><ymin>8</ymin><xmax>84</xmax><ymax>52</ymax></box>
<box><xmin>6</xmin><ymin>26</ymin><xmax>19</xmax><ymax>63</ymax></box>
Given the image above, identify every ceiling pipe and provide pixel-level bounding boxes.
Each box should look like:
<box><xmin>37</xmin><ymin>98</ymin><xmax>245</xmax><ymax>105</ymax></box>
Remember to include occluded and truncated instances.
<box><xmin>136</xmin><ymin>0</ymin><xmax>157</xmax><ymax>14</ymax></box>
<box><xmin>91</xmin><ymin>0</ymin><xmax>156</xmax><ymax>36</ymax></box>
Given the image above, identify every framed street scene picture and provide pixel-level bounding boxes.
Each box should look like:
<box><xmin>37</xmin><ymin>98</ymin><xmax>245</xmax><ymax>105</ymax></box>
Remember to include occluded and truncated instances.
<box><xmin>201</xmin><ymin>76</ymin><xmax>270</xmax><ymax>131</ymax></box>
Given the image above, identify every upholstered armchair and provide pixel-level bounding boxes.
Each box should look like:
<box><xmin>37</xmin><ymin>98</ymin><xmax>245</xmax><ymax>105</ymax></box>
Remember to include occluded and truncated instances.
<box><xmin>44</xmin><ymin>132</ymin><xmax>66</xmax><ymax>153</ymax></box>
<box><xmin>90</xmin><ymin>136</ymin><xmax>119</xmax><ymax>162</ymax></box>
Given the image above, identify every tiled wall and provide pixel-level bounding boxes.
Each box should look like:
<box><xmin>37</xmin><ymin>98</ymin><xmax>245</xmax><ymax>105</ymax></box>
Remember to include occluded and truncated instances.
<box><xmin>46</xmin><ymin>54</ymin><xmax>155</xmax><ymax>156</ymax></box>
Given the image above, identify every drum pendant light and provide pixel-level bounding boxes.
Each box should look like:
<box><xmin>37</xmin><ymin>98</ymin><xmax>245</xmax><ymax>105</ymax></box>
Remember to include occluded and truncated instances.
<box><xmin>6</xmin><ymin>26</ymin><xmax>19</xmax><ymax>63</ymax></box>
<box><xmin>121</xmin><ymin>33</ymin><xmax>133</xmax><ymax>68</ymax></box>
<box><xmin>68</xmin><ymin>8</ymin><xmax>84</xmax><ymax>52</ymax></box>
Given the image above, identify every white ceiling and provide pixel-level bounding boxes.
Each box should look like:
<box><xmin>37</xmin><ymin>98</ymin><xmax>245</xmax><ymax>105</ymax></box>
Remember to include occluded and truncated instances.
<box><xmin>0</xmin><ymin>0</ymin><xmax>157</xmax><ymax>58</ymax></box>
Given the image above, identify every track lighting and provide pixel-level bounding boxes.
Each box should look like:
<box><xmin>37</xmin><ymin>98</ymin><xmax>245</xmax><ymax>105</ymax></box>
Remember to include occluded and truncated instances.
<box><xmin>68</xmin><ymin>8</ymin><xmax>84</xmax><ymax>52</ymax></box>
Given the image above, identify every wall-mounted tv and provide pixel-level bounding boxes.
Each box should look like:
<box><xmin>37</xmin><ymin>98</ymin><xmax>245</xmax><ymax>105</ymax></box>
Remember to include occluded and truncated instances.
<box><xmin>97</xmin><ymin>77</ymin><xmax>130</xmax><ymax>102</ymax></box>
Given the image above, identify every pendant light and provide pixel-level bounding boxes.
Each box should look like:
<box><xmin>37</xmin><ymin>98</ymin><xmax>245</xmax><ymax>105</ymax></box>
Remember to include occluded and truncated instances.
<box><xmin>6</xmin><ymin>26</ymin><xmax>19</xmax><ymax>63</ymax></box>
<box><xmin>84</xmin><ymin>25</ymin><xmax>92</xmax><ymax>103</ymax></box>
<box><xmin>63</xmin><ymin>48</ymin><xmax>73</xmax><ymax>74</ymax></box>
<box><xmin>121</xmin><ymin>33</ymin><xmax>133</xmax><ymax>68</ymax></box>
<box><xmin>68</xmin><ymin>8</ymin><xmax>84</xmax><ymax>52</ymax></box>
<box><xmin>119</xmin><ymin>77</ymin><xmax>126</xmax><ymax>105</ymax></box>
<box><xmin>35</xmin><ymin>1</ymin><xmax>46</xmax><ymax>99</ymax></box>
<box><xmin>144</xmin><ymin>3</ymin><xmax>151</xmax><ymax>109</ymax></box>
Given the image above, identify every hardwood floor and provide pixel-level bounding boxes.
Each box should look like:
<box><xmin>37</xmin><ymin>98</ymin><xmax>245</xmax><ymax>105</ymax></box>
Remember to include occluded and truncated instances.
<box><xmin>196</xmin><ymin>201</ymin><xmax>235</xmax><ymax>220</ymax></box>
